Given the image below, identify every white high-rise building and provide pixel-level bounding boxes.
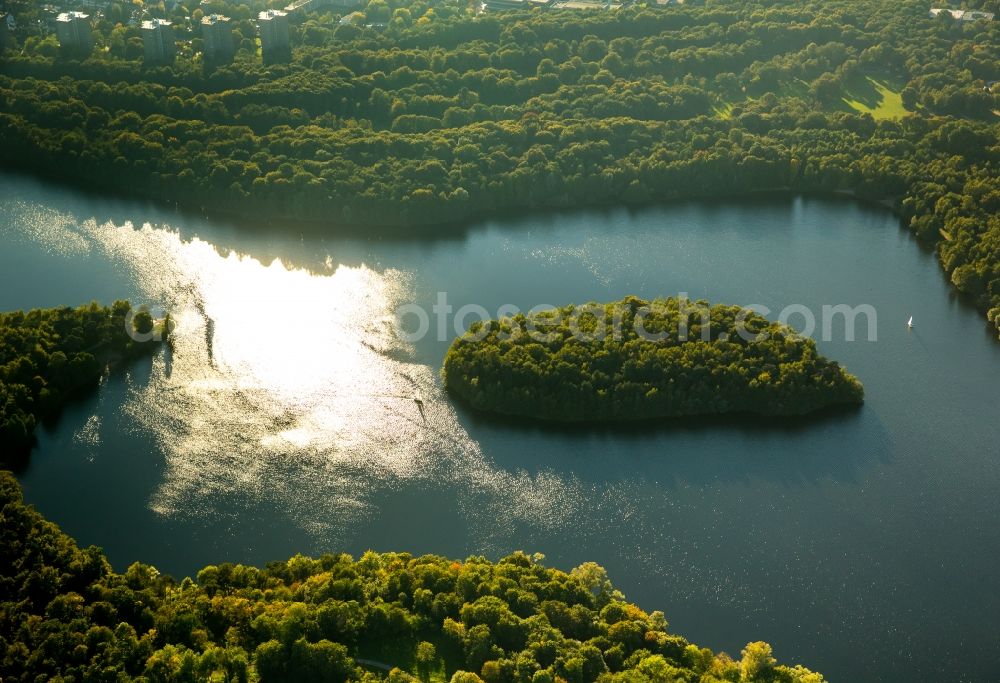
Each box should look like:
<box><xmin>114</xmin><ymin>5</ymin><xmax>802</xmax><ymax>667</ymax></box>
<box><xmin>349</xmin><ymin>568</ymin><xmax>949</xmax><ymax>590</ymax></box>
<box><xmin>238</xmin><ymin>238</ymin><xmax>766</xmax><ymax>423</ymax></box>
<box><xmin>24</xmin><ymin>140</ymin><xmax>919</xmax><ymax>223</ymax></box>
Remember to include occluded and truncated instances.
<box><xmin>201</xmin><ymin>14</ymin><xmax>234</xmax><ymax>63</ymax></box>
<box><xmin>141</xmin><ymin>19</ymin><xmax>175</xmax><ymax>63</ymax></box>
<box><xmin>258</xmin><ymin>9</ymin><xmax>290</xmax><ymax>62</ymax></box>
<box><xmin>55</xmin><ymin>11</ymin><xmax>93</xmax><ymax>54</ymax></box>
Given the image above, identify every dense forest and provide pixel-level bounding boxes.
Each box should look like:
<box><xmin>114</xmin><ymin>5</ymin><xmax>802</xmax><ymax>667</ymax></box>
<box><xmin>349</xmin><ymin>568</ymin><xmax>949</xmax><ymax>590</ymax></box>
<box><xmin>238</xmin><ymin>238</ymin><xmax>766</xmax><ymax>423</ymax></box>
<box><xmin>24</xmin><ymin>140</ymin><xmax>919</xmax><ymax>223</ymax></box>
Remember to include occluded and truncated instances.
<box><xmin>0</xmin><ymin>471</ymin><xmax>826</xmax><ymax>682</ymax></box>
<box><xmin>0</xmin><ymin>302</ymin><xmax>159</xmax><ymax>459</ymax></box>
<box><xmin>0</xmin><ymin>0</ymin><xmax>998</xmax><ymax>336</ymax></box>
<box><xmin>443</xmin><ymin>297</ymin><xmax>864</xmax><ymax>420</ymax></box>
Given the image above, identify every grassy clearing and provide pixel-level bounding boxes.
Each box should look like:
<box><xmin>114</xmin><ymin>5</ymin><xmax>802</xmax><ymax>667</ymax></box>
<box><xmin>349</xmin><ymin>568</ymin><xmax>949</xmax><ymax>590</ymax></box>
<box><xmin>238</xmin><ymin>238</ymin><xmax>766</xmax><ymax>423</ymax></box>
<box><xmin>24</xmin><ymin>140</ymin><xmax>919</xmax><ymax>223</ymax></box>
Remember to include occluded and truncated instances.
<box><xmin>712</xmin><ymin>101</ymin><xmax>734</xmax><ymax>119</ymax></box>
<box><xmin>716</xmin><ymin>74</ymin><xmax>910</xmax><ymax>120</ymax></box>
<box><xmin>355</xmin><ymin>635</ymin><xmax>455</xmax><ymax>682</ymax></box>
<box><xmin>842</xmin><ymin>76</ymin><xmax>909</xmax><ymax>119</ymax></box>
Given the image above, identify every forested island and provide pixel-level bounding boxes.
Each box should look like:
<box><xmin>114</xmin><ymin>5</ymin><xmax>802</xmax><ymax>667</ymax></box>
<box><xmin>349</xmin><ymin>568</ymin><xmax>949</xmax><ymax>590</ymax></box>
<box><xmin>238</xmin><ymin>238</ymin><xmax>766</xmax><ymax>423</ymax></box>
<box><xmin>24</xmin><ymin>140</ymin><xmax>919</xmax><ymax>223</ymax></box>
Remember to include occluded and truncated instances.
<box><xmin>0</xmin><ymin>0</ymin><xmax>998</xmax><ymax>336</ymax></box>
<box><xmin>0</xmin><ymin>302</ymin><xmax>161</xmax><ymax>460</ymax></box>
<box><xmin>443</xmin><ymin>298</ymin><xmax>864</xmax><ymax>421</ymax></box>
<box><xmin>0</xmin><ymin>471</ymin><xmax>825</xmax><ymax>683</ymax></box>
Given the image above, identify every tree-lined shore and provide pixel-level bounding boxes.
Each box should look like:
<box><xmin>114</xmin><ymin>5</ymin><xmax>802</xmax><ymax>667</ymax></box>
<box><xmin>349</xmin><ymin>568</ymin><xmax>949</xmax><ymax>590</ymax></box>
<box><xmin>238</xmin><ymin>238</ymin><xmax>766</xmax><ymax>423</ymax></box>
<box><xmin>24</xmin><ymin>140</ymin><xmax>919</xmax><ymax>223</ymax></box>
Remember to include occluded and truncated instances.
<box><xmin>0</xmin><ymin>302</ymin><xmax>160</xmax><ymax>460</ymax></box>
<box><xmin>0</xmin><ymin>0</ymin><xmax>998</xmax><ymax>335</ymax></box>
<box><xmin>0</xmin><ymin>470</ymin><xmax>825</xmax><ymax>682</ymax></box>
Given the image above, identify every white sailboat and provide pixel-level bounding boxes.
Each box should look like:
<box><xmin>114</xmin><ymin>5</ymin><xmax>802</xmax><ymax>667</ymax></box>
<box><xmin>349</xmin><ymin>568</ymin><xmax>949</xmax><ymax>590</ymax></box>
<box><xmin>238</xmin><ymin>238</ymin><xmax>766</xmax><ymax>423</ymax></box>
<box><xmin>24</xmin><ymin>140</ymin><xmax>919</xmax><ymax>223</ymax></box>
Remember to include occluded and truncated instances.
<box><xmin>907</xmin><ymin>315</ymin><xmax>913</xmax><ymax>328</ymax></box>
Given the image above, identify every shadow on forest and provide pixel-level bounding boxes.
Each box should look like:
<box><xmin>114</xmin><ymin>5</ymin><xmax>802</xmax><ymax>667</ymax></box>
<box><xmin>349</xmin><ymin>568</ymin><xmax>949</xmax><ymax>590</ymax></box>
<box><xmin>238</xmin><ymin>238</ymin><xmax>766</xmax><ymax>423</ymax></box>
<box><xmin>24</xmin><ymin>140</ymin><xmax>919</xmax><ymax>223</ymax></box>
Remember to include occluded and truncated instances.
<box><xmin>840</xmin><ymin>74</ymin><xmax>884</xmax><ymax>110</ymax></box>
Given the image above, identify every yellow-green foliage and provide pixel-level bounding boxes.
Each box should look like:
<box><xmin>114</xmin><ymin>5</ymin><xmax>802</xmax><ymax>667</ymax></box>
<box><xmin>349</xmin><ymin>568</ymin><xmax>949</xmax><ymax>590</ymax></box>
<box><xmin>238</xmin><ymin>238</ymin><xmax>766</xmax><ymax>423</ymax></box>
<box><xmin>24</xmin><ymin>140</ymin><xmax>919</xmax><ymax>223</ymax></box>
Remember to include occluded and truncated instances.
<box><xmin>0</xmin><ymin>472</ymin><xmax>825</xmax><ymax>682</ymax></box>
<box><xmin>0</xmin><ymin>302</ymin><xmax>156</xmax><ymax>457</ymax></box>
<box><xmin>1</xmin><ymin>0</ymin><xmax>999</xmax><ymax>334</ymax></box>
<box><xmin>443</xmin><ymin>297</ymin><xmax>863</xmax><ymax>421</ymax></box>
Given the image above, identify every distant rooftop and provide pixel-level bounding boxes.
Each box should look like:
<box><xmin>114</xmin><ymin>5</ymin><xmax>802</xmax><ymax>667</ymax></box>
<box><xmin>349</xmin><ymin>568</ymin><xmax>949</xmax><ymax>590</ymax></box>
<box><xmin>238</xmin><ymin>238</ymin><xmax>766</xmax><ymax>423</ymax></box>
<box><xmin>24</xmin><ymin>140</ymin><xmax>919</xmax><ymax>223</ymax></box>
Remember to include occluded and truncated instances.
<box><xmin>551</xmin><ymin>0</ymin><xmax>620</xmax><ymax>8</ymax></box>
<box><xmin>929</xmin><ymin>7</ymin><xmax>995</xmax><ymax>21</ymax></box>
<box><xmin>56</xmin><ymin>10</ymin><xmax>89</xmax><ymax>21</ymax></box>
<box><xmin>141</xmin><ymin>18</ymin><xmax>172</xmax><ymax>29</ymax></box>
<box><xmin>201</xmin><ymin>13</ymin><xmax>230</xmax><ymax>24</ymax></box>
<box><xmin>259</xmin><ymin>9</ymin><xmax>288</xmax><ymax>19</ymax></box>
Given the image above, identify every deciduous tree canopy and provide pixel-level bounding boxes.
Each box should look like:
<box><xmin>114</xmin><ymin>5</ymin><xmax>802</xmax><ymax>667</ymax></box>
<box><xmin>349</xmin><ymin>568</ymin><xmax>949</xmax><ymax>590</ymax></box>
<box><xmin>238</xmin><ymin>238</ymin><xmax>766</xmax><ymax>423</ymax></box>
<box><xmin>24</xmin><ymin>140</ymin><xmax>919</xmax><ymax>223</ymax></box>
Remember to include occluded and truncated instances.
<box><xmin>1</xmin><ymin>0</ymin><xmax>998</xmax><ymax>335</ymax></box>
<box><xmin>0</xmin><ymin>471</ymin><xmax>825</xmax><ymax>683</ymax></box>
<box><xmin>0</xmin><ymin>302</ymin><xmax>158</xmax><ymax>458</ymax></box>
<box><xmin>443</xmin><ymin>297</ymin><xmax>864</xmax><ymax>420</ymax></box>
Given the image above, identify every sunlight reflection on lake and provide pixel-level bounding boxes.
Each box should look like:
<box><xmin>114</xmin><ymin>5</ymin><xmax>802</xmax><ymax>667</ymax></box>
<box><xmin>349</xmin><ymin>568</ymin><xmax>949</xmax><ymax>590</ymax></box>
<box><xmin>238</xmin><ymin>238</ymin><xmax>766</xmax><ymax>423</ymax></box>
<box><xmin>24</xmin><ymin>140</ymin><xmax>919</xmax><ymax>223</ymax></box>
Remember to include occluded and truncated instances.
<box><xmin>14</xmin><ymin>212</ymin><xmax>582</xmax><ymax>547</ymax></box>
<box><xmin>9</xmin><ymin>177</ymin><xmax>1000</xmax><ymax>683</ymax></box>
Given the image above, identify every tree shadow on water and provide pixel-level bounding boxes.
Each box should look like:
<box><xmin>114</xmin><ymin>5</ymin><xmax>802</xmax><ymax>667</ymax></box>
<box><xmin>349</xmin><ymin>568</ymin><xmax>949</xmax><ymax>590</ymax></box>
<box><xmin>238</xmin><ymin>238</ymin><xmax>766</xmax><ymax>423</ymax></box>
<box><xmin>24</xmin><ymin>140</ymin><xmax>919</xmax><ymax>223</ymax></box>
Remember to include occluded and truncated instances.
<box><xmin>453</xmin><ymin>400</ymin><xmax>892</xmax><ymax>490</ymax></box>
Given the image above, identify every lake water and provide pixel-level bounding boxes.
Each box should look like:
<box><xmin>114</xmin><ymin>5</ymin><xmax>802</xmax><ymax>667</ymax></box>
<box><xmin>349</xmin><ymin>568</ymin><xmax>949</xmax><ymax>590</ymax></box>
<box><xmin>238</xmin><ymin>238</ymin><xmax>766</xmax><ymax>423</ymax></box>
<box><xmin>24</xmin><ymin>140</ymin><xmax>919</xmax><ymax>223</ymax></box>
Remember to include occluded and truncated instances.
<box><xmin>2</xmin><ymin>172</ymin><xmax>998</xmax><ymax>682</ymax></box>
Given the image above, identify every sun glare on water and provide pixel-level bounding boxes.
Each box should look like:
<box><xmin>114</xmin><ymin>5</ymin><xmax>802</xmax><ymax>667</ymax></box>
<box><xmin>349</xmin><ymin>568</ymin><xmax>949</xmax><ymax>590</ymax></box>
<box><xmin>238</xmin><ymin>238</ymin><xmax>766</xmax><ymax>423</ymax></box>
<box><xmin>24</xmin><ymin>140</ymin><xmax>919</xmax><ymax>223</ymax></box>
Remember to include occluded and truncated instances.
<box><xmin>12</xmin><ymin>212</ymin><xmax>586</xmax><ymax>550</ymax></box>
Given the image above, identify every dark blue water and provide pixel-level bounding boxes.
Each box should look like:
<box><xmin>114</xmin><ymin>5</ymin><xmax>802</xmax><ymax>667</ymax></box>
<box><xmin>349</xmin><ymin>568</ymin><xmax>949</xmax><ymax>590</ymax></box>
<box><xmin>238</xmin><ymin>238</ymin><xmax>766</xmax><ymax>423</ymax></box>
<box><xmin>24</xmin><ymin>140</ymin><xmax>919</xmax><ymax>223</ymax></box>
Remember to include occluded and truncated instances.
<box><xmin>2</xmin><ymin>172</ymin><xmax>998</xmax><ymax>683</ymax></box>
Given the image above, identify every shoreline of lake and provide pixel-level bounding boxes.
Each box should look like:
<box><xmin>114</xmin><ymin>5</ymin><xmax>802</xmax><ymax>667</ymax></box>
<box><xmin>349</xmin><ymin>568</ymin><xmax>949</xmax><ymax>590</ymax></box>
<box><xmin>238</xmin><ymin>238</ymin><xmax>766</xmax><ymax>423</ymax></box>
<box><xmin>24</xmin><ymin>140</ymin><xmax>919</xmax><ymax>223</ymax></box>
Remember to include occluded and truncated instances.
<box><xmin>4</xmin><ymin>172</ymin><xmax>1000</xmax><ymax>683</ymax></box>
